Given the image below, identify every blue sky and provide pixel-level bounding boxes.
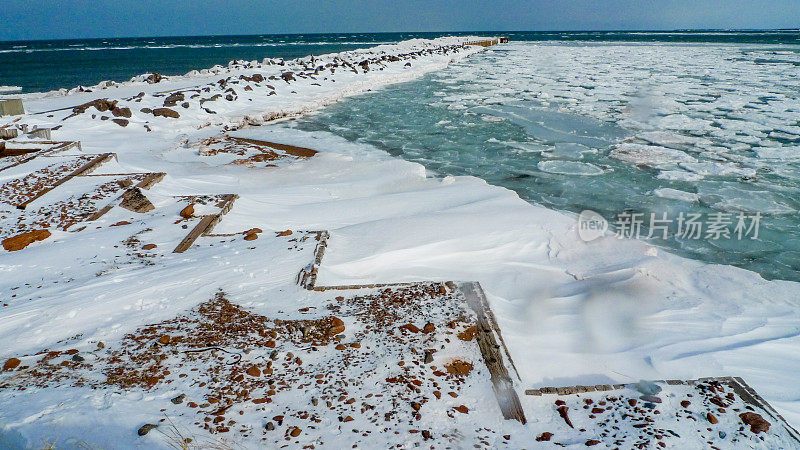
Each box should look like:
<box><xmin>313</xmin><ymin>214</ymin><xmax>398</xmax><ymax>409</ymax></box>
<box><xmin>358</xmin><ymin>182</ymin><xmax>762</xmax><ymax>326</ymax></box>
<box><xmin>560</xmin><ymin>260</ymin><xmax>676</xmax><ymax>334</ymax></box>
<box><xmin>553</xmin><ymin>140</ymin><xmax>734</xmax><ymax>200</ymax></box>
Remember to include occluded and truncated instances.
<box><xmin>1</xmin><ymin>0</ymin><xmax>798</xmax><ymax>41</ymax></box>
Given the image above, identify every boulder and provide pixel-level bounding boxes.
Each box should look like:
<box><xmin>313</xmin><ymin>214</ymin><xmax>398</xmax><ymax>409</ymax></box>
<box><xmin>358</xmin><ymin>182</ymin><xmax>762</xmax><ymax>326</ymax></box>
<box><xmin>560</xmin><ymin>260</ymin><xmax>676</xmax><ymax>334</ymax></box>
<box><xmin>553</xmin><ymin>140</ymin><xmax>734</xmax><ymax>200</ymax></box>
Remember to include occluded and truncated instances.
<box><xmin>111</xmin><ymin>107</ymin><xmax>132</xmax><ymax>118</ymax></box>
<box><xmin>152</xmin><ymin>108</ymin><xmax>180</xmax><ymax>118</ymax></box>
<box><xmin>2</xmin><ymin>229</ymin><xmax>51</xmax><ymax>251</ymax></box>
<box><xmin>112</xmin><ymin>118</ymin><xmax>129</xmax><ymax>127</ymax></box>
<box><xmin>145</xmin><ymin>73</ymin><xmax>163</xmax><ymax>84</ymax></box>
<box><xmin>740</xmin><ymin>412</ymin><xmax>770</xmax><ymax>433</ymax></box>
<box><xmin>179</xmin><ymin>204</ymin><xmax>194</xmax><ymax>218</ymax></box>
<box><xmin>3</xmin><ymin>358</ymin><xmax>21</xmax><ymax>371</ymax></box>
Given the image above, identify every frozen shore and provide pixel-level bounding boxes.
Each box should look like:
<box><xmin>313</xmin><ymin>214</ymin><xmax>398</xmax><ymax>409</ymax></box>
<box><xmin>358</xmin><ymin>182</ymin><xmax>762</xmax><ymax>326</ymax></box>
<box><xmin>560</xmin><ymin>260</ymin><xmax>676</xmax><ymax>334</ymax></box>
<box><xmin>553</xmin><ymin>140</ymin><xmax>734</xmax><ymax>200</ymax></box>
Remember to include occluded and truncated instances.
<box><xmin>1</xmin><ymin>36</ymin><xmax>800</xmax><ymax>447</ymax></box>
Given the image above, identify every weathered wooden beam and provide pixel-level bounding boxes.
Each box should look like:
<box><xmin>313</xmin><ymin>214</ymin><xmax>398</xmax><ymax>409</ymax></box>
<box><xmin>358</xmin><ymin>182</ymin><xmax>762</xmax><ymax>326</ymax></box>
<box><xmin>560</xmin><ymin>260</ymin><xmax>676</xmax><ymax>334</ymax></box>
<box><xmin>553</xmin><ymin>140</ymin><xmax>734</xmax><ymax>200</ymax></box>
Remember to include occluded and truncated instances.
<box><xmin>173</xmin><ymin>194</ymin><xmax>238</xmax><ymax>253</ymax></box>
<box><xmin>459</xmin><ymin>281</ymin><xmax>527</xmax><ymax>424</ymax></box>
<box><xmin>16</xmin><ymin>153</ymin><xmax>114</xmax><ymax>210</ymax></box>
<box><xmin>228</xmin><ymin>136</ymin><xmax>318</xmax><ymax>158</ymax></box>
<box><xmin>0</xmin><ymin>141</ymin><xmax>81</xmax><ymax>173</ymax></box>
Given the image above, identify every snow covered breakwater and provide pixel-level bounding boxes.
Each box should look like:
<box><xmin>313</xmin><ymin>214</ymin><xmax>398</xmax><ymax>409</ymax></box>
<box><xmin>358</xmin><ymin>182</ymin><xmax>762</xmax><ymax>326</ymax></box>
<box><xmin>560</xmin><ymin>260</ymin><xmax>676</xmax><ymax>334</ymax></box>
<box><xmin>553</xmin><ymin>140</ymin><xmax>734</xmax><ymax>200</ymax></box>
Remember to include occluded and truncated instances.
<box><xmin>2</xmin><ymin>37</ymin><xmax>800</xmax><ymax>447</ymax></box>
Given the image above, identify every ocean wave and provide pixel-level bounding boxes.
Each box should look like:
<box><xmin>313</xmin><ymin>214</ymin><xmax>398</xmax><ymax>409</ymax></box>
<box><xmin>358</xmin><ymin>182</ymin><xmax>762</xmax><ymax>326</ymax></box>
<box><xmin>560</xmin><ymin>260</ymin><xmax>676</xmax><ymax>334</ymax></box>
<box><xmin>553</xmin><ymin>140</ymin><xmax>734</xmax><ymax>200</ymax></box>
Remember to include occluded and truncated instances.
<box><xmin>0</xmin><ymin>85</ymin><xmax>22</xmax><ymax>93</ymax></box>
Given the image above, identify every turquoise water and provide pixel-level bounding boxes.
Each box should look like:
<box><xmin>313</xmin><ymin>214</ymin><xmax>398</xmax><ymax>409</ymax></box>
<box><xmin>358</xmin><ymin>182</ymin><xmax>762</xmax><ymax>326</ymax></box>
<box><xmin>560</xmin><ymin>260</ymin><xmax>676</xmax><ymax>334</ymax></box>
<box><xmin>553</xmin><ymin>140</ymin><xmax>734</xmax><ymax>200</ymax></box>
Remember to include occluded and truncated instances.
<box><xmin>2</xmin><ymin>30</ymin><xmax>799</xmax><ymax>93</ymax></box>
<box><xmin>290</xmin><ymin>41</ymin><xmax>800</xmax><ymax>281</ymax></box>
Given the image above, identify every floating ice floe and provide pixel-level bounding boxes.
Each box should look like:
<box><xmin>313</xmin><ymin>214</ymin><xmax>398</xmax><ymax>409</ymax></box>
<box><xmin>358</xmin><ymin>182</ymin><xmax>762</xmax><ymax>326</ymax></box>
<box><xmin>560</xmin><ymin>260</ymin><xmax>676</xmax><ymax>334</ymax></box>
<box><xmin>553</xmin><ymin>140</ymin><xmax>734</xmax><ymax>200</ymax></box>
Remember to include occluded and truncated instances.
<box><xmin>679</xmin><ymin>161</ymin><xmax>757</xmax><ymax>178</ymax></box>
<box><xmin>755</xmin><ymin>146</ymin><xmax>800</xmax><ymax>160</ymax></box>
<box><xmin>653</xmin><ymin>187</ymin><xmax>700</xmax><ymax>203</ymax></box>
<box><xmin>610</xmin><ymin>143</ymin><xmax>697</xmax><ymax>169</ymax></box>
<box><xmin>537</xmin><ymin>160</ymin><xmax>605</xmax><ymax>176</ymax></box>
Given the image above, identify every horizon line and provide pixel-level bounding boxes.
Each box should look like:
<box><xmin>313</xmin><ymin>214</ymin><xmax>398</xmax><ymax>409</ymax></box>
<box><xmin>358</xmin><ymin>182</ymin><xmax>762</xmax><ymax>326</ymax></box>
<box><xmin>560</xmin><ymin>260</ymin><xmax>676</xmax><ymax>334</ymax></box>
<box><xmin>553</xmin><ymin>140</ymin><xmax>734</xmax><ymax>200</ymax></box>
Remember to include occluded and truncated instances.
<box><xmin>2</xmin><ymin>27</ymin><xmax>799</xmax><ymax>43</ymax></box>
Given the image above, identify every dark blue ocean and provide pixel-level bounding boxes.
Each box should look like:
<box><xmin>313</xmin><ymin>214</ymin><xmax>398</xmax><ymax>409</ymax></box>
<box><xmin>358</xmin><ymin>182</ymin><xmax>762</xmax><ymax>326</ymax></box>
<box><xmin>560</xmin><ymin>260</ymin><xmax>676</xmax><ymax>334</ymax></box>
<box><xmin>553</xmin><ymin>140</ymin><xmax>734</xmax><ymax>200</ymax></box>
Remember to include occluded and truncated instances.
<box><xmin>1</xmin><ymin>30</ymin><xmax>799</xmax><ymax>93</ymax></box>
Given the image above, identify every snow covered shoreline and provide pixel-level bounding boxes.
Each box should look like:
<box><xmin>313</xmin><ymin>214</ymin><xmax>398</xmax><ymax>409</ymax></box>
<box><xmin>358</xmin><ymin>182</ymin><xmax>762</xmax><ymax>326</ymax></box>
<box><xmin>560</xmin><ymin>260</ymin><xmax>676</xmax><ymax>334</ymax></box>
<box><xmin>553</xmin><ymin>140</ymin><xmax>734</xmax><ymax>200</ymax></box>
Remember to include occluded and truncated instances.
<box><xmin>2</xmin><ymin>36</ymin><xmax>800</xmax><ymax>447</ymax></box>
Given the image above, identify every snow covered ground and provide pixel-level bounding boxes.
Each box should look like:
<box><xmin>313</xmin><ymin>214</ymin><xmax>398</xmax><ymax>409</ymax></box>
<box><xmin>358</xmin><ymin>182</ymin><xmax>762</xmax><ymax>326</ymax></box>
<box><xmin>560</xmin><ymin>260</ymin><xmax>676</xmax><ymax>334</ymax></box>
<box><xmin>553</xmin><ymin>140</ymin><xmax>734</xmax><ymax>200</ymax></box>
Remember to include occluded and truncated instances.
<box><xmin>1</xmin><ymin>37</ymin><xmax>800</xmax><ymax>448</ymax></box>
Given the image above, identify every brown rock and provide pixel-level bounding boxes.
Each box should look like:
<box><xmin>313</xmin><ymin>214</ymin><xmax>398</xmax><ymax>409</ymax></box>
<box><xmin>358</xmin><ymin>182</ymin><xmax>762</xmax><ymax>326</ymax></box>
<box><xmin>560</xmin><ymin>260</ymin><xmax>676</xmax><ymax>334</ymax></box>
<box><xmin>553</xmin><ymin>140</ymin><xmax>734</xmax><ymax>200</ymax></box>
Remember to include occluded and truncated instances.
<box><xmin>111</xmin><ymin>221</ymin><xmax>131</xmax><ymax>226</ymax></box>
<box><xmin>536</xmin><ymin>432</ymin><xmax>553</xmax><ymax>442</ymax></box>
<box><xmin>246</xmin><ymin>365</ymin><xmax>261</xmax><ymax>377</ymax></box>
<box><xmin>422</xmin><ymin>322</ymin><xmax>435</xmax><ymax>333</ymax></box>
<box><xmin>740</xmin><ymin>412</ymin><xmax>770</xmax><ymax>433</ymax></box>
<box><xmin>111</xmin><ymin>118</ymin><xmax>129</xmax><ymax>127</ymax></box>
<box><xmin>343</xmin><ymin>416</ymin><xmax>353</xmax><ymax>422</ymax></box>
<box><xmin>112</xmin><ymin>107</ymin><xmax>132</xmax><ymax>118</ymax></box>
<box><xmin>445</xmin><ymin>360</ymin><xmax>473</xmax><ymax>376</ymax></box>
<box><xmin>592</xmin><ymin>407</ymin><xmax>605</xmax><ymax>414</ymax></box>
<box><xmin>138</xmin><ymin>423</ymin><xmax>158</xmax><ymax>436</ymax></box>
<box><xmin>162</xmin><ymin>92</ymin><xmax>185</xmax><ymax>107</ymax></box>
<box><xmin>585</xmin><ymin>440</ymin><xmax>601</xmax><ymax>446</ymax></box>
<box><xmin>681</xmin><ymin>400</ymin><xmax>691</xmax><ymax>408</ymax></box>
<box><xmin>3</xmin><ymin>358</ymin><xmax>21</xmax><ymax>371</ymax></box>
<box><xmin>289</xmin><ymin>427</ymin><xmax>301</xmax><ymax>437</ymax></box>
<box><xmin>2</xmin><ymin>229</ymin><xmax>51</xmax><ymax>251</ymax></box>
<box><xmin>157</xmin><ymin>335</ymin><xmax>171</xmax><ymax>345</ymax></box>
<box><xmin>399</xmin><ymin>323</ymin><xmax>420</xmax><ymax>333</ymax></box>
<box><xmin>142</xmin><ymin>244</ymin><xmax>157</xmax><ymax>250</ymax></box>
<box><xmin>145</xmin><ymin>73</ymin><xmax>163</xmax><ymax>84</ymax></box>
<box><xmin>328</xmin><ymin>317</ymin><xmax>345</xmax><ymax>336</ymax></box>
<box><xmin>179</xmin><ymin>204</ymin><xmax>194</xmax><ymax>218</ymax></box>
<box><xmin>707</xmin><ymin>412</ymin><xmax>718</xmax><ymax>424</ymax></box>
<box><xmin>152</xmin><ymin>107</ymin><xmax>180</xmax><ymax>118</ymax></box>
<box><xmin>453</xmin><ymin>405</ymin><xmax>469</xmax><ymax>414</ymax></box>
<box><xmin>245</xmin><ymin>228</ymin><xmax>263</xmax><ymax>235</ymax></box>
<box><xmin>457</xmin><ymin>325</ymin><xmax>478</xmax><ymax>341</ymax></box>
<box><xmin>276</xmin><ymin>230</ymin><xmax>292</xmax><ymax>237</ymax></box>
<box><xmin>244</xmin><ymin>233</ymin><xmax>258</xmax><ymax>241</ymax></box>
<box><xmin>557</xmin><ymin>405</ymin><xmax>574</xmax><ymax>428</ymax></box>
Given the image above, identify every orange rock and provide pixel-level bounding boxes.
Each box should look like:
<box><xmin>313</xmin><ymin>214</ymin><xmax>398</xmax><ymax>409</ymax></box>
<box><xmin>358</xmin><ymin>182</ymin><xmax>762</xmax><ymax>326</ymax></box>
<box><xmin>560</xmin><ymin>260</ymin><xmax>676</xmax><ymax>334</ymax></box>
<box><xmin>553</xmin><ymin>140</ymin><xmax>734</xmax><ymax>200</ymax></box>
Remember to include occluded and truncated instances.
<box><xmin>289</xmin><ymin>427</ymin><xmax>301</xmax><ymax>437</ymax></box>
<box><xmin>179</xmin><ymin>204</ymin><xmax>194</xmax><ymax>218</ymax></box>
<box><xmin>453</xmin><ymin>405</ymin><xmax>469</xmax><ymax>414</ymax></box>
<box><xmin>246</xmin><ymin>365</ymin><xmax>261</xmax><ymax>377</ymax></box>
<box><xmin>343</xmin><ymin>416</ymin><xmax>354</xmax><ymax>422</ymax></box>
<box><xmin>399</xmin><ymin>323</ymin><xmax>420</xmax><ymax>333</ymax></box>
<box><xmin>457</xmin><ymin>325</ymin><xmax>478</xmax><ymax>341</ymax></box>
<box><xmin>422</xmin><ymin>322</ymin><xmax>435</xmax><ymax>333</ymax></box>
<box><xmin>335</xmin><ymin>344</ymin><xmax>346</xmax><ymax>350</ymax></box>
<box><xmin>433</xmin><ymin>391</ymin><xmax>441</xmax><ymax>399</ymax></box>
<box><xmin>445</xmin><ymin>360</ymin><xmax>473</xmax><ymax>376</ymax></box>
<box><xmin>3</xmin><ymin>358</ymin><xmax>21</xmax><ymax>371</ymax></box>
<box><xmin>157</xmin><ymin>335</ymin><xmax>171</xmax><ymax>345</ymax></box>
<box><xmin>328</xmin><ymin>317</ymin><xmax>345</xmax><ymax>336</ymax></box>
<box><xmin>142</xmin><ymin>244</ymin><xmax>157</xmax><ymax>250</ymax></box>
<box><xmin>707</xmin><ymin>413</ymin><xmax>718</xmax><ymax>424</ymax></box>
<box><xmin>266</xmin><ymin>340</ymin><xmax>276</xmax><ymax>348</ymax></box>
<box><xmin>277</xmin><ymin>230</ymin><xmax>292</xmax><ymax>237</ymax></box>
<box><xmin>350</xmin><ymin>342</ymin><xmax>361</xmax><ymax>348</ymax></box>
<box><xmin>2</xmin><ymin>229</ymin><xmax>51</xmax><ymax>251</ymax></box>
<box><xmin>244</xmin><ymin>233</ymin><xmax>258</xmax><ymax>241</ymax></box>
<box><xmin>245</xmin><ymin>228</ymin><xmax>263</xmax><ymax>234</ymax></box>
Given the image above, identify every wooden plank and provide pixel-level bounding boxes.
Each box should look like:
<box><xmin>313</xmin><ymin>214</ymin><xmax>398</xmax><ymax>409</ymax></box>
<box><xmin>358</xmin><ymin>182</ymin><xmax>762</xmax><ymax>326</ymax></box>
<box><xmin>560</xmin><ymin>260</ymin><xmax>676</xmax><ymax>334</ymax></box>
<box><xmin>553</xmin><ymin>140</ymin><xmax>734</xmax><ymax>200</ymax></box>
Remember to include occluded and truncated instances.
<box><xmin>459</xmin><ymin>281</ymin><xmax>527</xmax><ymax>424</ymax></box>
<box><xmin>228</xmin><ymin>136</ymin><xmax>318</xmax><ymax>158</ymax></box>
<box><xmin>16</xmin><ymin>153</ymin><xmax>114</xmax><ymax>210</ymax></box>
<box><xmin>0</xmin><ymin>141</ymin><xmax>81</xmax><ymax>173</ymax></box>
<box><xmin>173</xmin><ymin>194</ymin><xmax>238</xmax><ymax>253</ymax></box>
<box><xmin>173</xmin><ymin>215</ymin><xmax>217</xmax><ymax>253</ymax></box>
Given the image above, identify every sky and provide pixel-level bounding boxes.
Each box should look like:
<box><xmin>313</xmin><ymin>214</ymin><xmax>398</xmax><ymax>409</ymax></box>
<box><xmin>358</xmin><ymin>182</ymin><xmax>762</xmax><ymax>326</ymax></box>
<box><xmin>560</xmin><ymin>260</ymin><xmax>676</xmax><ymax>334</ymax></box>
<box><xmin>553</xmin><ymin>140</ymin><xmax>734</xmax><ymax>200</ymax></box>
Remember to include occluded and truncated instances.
<box><xmin>1</xmin><ymin>0</ymin><xmax>799</xmax><ymax>41</ymax></box>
